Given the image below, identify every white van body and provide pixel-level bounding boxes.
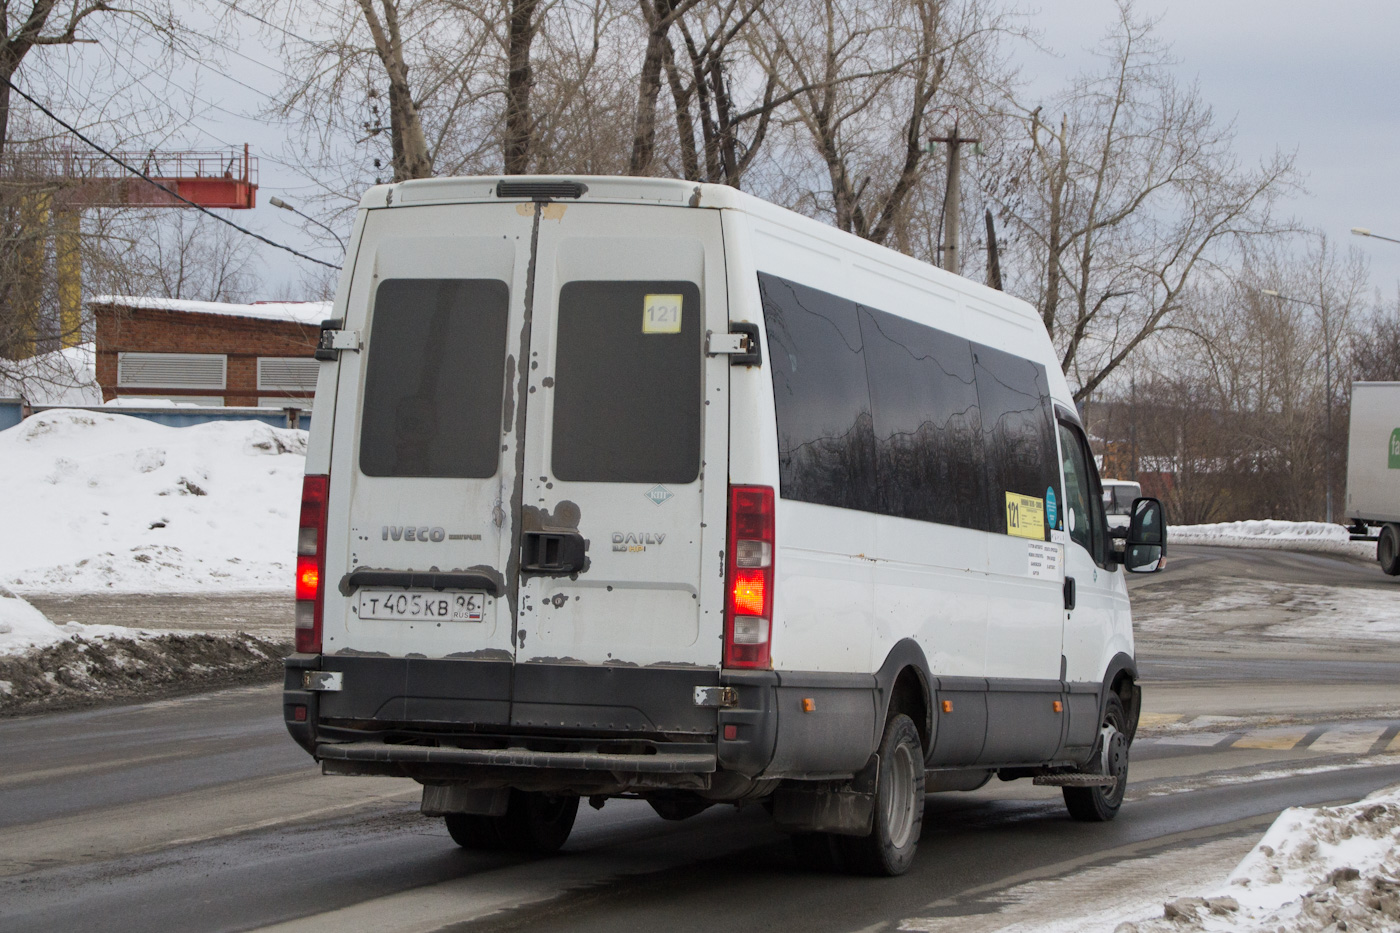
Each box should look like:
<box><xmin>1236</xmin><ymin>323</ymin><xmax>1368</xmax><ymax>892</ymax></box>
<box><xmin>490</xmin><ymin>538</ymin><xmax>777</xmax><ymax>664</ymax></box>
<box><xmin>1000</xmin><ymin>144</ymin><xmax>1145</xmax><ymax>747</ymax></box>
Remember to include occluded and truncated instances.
<box><xmin>285</xmin><ymin>177</ymin><xmax>1152</xmax><ymax>872</ymax></box>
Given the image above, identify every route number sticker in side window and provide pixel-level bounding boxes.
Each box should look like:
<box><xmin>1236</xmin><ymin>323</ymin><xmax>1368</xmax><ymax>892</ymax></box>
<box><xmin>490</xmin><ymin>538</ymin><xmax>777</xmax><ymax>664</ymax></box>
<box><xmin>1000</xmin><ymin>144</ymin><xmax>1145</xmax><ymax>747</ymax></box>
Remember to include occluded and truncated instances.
<box><xmin>643</xmin><ymin>294</ymin><xmax>683</xmax><ymax>334</ymax></box>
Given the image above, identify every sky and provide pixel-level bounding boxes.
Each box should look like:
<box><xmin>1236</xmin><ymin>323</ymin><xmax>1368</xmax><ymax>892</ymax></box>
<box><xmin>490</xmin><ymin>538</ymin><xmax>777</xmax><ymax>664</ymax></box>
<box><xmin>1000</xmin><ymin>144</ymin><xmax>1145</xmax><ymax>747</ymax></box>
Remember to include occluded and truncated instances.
<box><xmin>59</xmin><ymin>0</ymin><xmax>1400</xmax><ymax>304</ymax></box>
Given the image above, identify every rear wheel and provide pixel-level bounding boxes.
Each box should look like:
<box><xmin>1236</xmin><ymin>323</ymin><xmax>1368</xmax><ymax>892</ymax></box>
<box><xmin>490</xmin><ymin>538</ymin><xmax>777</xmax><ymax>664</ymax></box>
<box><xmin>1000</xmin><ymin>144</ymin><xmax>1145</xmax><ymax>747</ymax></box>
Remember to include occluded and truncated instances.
<box><xmin>839</xmin><ymin>713</ymin><xmax>924</xmax><ymax>876</ymax></box>
<box><xmin>444</xmin><ymin>791</ymin><xmax>579</xmax><ymax>854</ymax></box>
<box><xmin>443</xmin><ymin>812</ymin><xmax>506</xmax><ymax>851</ymax></box>
<box><xmin>1379</xmin><ymin>525</ymin><xmax>1400</xmax><ymax>576</ymax></box>
<box><xmin>1063</xmin><ymin>694</ymin><xmax>1129</xmax><ymax>822</ymax></box>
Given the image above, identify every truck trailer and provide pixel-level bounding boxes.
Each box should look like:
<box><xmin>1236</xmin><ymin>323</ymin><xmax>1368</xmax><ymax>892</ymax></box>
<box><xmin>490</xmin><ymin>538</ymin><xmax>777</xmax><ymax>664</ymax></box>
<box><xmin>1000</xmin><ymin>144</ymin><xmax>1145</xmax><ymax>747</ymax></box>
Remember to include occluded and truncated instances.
<box><xmin>1346</xmin><ymin>381</ymin><xmax>1400</xmax><ymax>574</ymax></box>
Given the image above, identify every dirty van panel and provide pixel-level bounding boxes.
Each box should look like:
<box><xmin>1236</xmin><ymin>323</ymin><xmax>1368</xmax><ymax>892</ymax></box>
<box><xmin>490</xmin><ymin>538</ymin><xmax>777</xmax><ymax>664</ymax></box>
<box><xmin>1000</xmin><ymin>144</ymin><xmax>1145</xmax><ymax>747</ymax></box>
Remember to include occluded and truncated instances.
<box><xmin>320</xmin><ymin>207</ymin><xmax>531</xmax><ymax>662</ymax></box>
<box><xmin>515</xmin><ymin>205</ymin><xmax>728</xmax><ymax>672</ymax></box>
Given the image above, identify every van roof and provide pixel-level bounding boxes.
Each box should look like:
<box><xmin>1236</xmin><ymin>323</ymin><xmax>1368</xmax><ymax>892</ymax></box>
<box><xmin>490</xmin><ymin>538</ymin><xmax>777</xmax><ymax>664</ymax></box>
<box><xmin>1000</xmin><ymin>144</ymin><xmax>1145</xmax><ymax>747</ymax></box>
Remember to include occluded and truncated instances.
<box><xmin>357</xmin><ymin>175</ymin><xmax>1049</xmax><ymax>338</ymax></box>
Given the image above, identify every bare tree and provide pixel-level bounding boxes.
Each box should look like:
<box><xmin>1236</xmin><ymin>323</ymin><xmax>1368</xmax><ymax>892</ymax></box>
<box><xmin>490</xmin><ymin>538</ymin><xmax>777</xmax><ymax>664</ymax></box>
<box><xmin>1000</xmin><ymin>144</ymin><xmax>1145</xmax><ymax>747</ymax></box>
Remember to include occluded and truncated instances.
<box><xmin>94</xmin><ymin>208</ymin><xmax>261</xmax><ymax>303</ymax></box>
<box><xmin>753</xmin><ymin>0</ymin><xmax>1018</xmax><ymax>246</ymax></box>
<box><xmin>2</xmin><ymin>1</ymin><xmax>180</xmax><ymax>156</ymax></box>
<box><xmin>659</xmin><ymin>0</ymin><xmax>777</xmax><ymax>187</ymax></box>
<box><xmin>1108</xmin><ymin>237</ymin><xmax>1372</xmax><ymax>522</ymax></box>
<box><xmin>996</xmin><ymin>0</ymin><xmax>1299</xmax><ymax>403</ymax></box>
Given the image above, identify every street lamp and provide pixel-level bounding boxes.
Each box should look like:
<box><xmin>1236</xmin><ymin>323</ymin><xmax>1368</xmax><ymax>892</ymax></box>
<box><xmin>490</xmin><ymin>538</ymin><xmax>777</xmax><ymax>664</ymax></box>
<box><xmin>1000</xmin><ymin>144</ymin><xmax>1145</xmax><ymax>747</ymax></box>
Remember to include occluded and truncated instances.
<box><xmin>1351</xmin><ymin>227</ymin><xmax>1400</xmax><ymax>245</ymax></box>
<box><xmin>1261</xmin><ymin>288</ymin><xmax>1335</xmax><ymax>523</ymax></box>
<box><xmin>269</xmin><ymin>196</ymin><xmax>346</xmax><ymax>252</ymax></box>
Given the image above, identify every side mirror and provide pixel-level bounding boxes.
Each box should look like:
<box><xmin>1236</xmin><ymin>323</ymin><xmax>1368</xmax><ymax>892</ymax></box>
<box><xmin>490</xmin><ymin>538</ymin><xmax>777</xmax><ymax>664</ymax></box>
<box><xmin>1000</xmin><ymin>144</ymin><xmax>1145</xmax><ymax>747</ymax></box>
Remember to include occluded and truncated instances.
<box><xmin>1123</xmin><ymin>497</ymin><xmax>1166</xmax><ymax>573</ymax></box>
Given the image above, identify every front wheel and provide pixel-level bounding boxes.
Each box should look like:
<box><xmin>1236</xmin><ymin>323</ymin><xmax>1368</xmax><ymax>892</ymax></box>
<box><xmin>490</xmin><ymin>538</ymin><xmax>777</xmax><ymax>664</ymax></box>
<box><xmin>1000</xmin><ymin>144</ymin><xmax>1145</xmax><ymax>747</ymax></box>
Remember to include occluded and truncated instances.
<box><xmin>840</xmin><ymin>713</ymin><xmax>925</xmax><ymax>876</ymax></box>
<box><xmin>1063</xmin><ymin>694</ymin><xmax>1129</xmax><ymax>822</ymax></box>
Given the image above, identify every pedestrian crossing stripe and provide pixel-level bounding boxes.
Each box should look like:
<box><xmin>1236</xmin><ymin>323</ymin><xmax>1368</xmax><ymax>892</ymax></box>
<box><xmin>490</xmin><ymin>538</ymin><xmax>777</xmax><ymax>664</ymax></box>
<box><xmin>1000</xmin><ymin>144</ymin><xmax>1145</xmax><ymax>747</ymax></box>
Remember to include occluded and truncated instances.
<box><xmin>1141</xmin><ymin>719</ymin><xmax>1400</xmax><ymax>755</ymax></box>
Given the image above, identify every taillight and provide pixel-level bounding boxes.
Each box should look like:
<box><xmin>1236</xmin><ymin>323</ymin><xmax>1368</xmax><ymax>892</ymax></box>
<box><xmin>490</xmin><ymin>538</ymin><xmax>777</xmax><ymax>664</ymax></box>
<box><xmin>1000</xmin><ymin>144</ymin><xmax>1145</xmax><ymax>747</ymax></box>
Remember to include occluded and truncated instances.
<box><xmin>725</xmin><ymin>485</ymin><xmax>775</xmax><ymax>669</ymax></box>
<box><xmin>295</xmin><ymin>474</ymin><xmax>329</xmax><ymax>653</ymax></box>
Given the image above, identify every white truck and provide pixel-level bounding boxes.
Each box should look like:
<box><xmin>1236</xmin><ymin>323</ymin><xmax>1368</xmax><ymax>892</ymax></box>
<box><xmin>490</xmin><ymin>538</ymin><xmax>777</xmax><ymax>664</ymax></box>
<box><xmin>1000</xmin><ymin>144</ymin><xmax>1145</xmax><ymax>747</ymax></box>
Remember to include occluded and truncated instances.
<box><xmin>1346</xmin><ymin>381</ymin><xmax>1400</xmax><ymax>575</ymax></box>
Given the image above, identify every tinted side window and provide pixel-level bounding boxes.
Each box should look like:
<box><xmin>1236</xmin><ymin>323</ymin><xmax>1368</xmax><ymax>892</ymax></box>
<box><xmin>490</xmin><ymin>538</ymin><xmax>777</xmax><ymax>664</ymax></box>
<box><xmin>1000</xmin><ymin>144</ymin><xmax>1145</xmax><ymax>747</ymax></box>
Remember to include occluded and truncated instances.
<box><xmin>360</xmin><ymin>278</ymin><xmax>509</xmax><ymax>478</ymax></box>
<box><xmin>760</xmin><ymin>274</ymin><xmax>877</xmax><ymax>511</ymax></box>
<box><xmin>861</xmin><ymin>307</ymin><xmax>988</xmax><ymax>530</ymax></box>
<box><xmin>973</xmin><ymin>344</ymin><xmax>1059</xmax><ymax>540</ymax></box>
<box><xmin>551</xmin><ymin>280</ymin><xmax>702</xmax><ymax>483</ymax></box>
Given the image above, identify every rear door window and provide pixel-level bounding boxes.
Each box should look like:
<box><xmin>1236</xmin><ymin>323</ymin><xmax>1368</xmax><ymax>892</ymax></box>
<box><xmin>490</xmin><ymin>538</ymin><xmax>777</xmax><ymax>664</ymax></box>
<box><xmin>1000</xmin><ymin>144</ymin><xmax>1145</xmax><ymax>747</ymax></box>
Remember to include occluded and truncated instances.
<box><xmin>550</xmin><ymin>280</ymin><xmax>702</xmax><ymax>483</ymax></box>
<box><xmin>359</xmin><ymin>278</ymin><xmax>510</xmax><ymax>478</ymax></box>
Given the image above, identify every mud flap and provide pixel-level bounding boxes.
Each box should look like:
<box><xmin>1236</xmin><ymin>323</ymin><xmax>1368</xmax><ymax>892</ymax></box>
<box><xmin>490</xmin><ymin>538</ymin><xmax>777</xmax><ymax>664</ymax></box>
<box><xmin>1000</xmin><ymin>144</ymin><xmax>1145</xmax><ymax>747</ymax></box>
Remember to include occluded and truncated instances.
<box><xmin>770</xmin><ymin>754</ymin><xmax>879</xmax><ymax>837</ymax></box>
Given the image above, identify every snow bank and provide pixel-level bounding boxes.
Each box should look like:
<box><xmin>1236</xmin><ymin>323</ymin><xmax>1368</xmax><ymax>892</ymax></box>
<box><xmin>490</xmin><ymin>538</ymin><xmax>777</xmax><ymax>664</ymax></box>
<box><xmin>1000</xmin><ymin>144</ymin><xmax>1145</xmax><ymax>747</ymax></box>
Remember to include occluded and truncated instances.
<box><xmin>0</xmin><ymin>343</ymin><xmax>102</xmax><ymax>406</ymax></box>
<box><xmin>0</xmin><ymin>584</ymin><xmax>140</xmax><ymax>657</ymax></box>
<box><xmin>1121</xmin><ymin>785</ymin><xmax>1400</xmax><ymax>933</ymax></box>
<box><xmin>0</xmin><ymin>409</ymin><xmax>305</xmax><ymax>594</ymax></box>
<box><xmin>1169</xmin><ymin>520</ymin><xmax>1375</xmax><ymax>560</ymax></box>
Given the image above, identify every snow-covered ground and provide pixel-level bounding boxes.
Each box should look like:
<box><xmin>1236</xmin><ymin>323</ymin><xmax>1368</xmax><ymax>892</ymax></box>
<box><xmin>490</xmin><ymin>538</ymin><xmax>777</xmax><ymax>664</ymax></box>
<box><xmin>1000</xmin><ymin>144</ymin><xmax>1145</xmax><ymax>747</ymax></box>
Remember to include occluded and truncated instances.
<box><xmin>898</xmin><ymin>785</ymin><xmax>1400</xmax><ymax>933</ymax></box>
<box><xmin>1170</xmin><ymin>520</ymin><xmax>1375</xmax><ymax>561</ymax></box>
<box><xmin>1119</xmin><ymin>784</ymin><xmax>1400</xmax><ymax>932</ymax></box>
<box><xmin>0</xmin><ymin>585</ymin><xmax>137</xmax><ymax>656</ymax></box>
<box><xmin>0</xmin><ymin>409</ymin><xmax>304</xmax><ymax>595</ymax></box>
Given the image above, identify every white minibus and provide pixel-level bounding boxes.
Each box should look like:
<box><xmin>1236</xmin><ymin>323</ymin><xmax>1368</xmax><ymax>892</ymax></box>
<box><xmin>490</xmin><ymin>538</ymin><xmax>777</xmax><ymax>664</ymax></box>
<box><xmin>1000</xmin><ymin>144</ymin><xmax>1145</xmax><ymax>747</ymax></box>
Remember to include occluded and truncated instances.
<box><xmin>284</xmin><ymin>176</ymin><xmax>1167</xmax><ymax>876</ymax></box>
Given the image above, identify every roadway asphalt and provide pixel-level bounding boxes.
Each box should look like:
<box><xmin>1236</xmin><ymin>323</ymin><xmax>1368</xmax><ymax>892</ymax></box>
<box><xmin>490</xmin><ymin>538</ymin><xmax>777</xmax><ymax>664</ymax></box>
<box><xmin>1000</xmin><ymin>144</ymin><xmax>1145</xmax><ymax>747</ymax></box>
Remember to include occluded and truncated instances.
<box><xmin>2</xmin><ymin>544</ymin><xmax>1399</xmax><ymax>933</ymax></box>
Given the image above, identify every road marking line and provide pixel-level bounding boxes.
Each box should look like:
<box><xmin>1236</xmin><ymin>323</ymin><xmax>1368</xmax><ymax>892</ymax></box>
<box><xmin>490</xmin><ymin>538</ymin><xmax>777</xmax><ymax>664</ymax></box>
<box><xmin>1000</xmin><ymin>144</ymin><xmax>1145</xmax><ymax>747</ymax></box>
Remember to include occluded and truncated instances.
<box><xmin>1310</xmin><ymin>728</ymin><xmax>1387</xmax><ymax>755</ymax></box>
<box><xmin>1138</xmin><ymin>713</ymin><xmax>1185</xmax><ymax>728</ymax></box>
<box><xmin>1233</xmin><ymin>731</ymin><xmax>1309</xmax><ymax>750</ymax></box>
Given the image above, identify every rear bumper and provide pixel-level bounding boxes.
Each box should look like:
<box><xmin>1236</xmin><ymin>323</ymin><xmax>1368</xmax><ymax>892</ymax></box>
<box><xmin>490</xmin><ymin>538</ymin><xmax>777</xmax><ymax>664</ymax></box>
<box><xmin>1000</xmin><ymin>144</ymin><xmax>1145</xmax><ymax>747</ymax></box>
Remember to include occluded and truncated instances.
<box><xmin>283</xmin><ymin>654</ymin><xmax>781</xmax><ymax>792</ymax></box>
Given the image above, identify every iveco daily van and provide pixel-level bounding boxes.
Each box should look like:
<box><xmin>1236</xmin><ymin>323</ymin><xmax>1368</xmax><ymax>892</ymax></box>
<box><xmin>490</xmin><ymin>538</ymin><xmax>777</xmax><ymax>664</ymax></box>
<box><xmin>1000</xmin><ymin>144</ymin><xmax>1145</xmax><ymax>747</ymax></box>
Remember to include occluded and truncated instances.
<box><xmin>283</xmin><ymin>176</ymin><xmax>1167</xmax><ymax>876</ymax></box>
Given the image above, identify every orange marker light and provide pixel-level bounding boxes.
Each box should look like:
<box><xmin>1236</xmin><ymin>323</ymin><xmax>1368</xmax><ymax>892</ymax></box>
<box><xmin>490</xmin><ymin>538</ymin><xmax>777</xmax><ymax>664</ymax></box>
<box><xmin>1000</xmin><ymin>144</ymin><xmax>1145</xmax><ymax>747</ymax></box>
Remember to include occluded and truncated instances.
<box><xmin>941</xmin><ymin>700</ymin><xmax>953</xmax><ymax>714</ymax></box>
<box><xmin>1053</xmin><ymin>700</ymin><xmax>1063</xmax><ymax>713</ymax></box>
<box><xmin>732</xmin><ymin>569</ymin><xmax>766</xmax><ymax>616</ymax></box>
<box><xmin>802</xmin><ymin>697</ymin><xmax>816</xmax><ymax>713</ymax></box>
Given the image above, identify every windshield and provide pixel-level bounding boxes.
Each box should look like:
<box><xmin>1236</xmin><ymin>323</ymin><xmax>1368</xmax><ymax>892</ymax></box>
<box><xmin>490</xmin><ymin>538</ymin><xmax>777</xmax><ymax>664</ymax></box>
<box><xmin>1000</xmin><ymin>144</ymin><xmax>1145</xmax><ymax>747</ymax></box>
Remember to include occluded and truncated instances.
<box><xmin>1102</xmin><ymin>483</ymin><xmax>1141</xmax><ymax>513</ymax></box>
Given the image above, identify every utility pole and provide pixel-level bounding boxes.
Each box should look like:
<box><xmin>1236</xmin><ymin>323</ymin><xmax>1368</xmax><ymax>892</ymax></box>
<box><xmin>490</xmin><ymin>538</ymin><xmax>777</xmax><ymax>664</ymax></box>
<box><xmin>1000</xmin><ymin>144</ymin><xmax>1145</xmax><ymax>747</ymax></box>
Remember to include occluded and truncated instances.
<box><xmin>983</xmin><ymin>208</ymin><xmax>1003</xmax><ymax>291</ymax></box>
<box><xmin>928</xmin><ymin>125</ymin><xmax>979</xmax><ymax>275</ymax></box>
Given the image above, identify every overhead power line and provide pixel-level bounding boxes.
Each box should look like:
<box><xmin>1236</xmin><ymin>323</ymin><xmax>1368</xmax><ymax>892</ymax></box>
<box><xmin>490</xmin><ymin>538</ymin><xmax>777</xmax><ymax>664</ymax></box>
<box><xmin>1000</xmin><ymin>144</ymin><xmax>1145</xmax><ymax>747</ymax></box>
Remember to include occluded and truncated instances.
<box><xmin>3</xmin><ymin>77</ymin><xmax>343</xmax><ymax>271</ymax></box>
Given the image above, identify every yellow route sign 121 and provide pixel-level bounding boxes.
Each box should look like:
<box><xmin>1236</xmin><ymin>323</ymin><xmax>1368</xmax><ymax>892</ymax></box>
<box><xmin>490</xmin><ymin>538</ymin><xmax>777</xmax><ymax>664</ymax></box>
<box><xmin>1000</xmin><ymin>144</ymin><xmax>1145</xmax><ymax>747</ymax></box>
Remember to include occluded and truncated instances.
<box><xmin>1004</xmin><ymin>492</ymin><xmax>1045</xmax><ymax>540</ymax></box>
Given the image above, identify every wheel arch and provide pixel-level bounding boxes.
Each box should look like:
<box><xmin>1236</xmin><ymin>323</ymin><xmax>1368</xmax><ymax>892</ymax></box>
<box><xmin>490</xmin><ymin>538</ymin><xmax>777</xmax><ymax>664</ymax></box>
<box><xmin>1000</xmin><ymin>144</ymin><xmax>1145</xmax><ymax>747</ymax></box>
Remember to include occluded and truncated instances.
<box><xmin>1100</xmin><ymin>651</ymin><xmax>1140</xmax><ymax>743</ymax></box>
<box><xmin>873</xmin><ymin>639</ymin><xmax>934</xmax><ymax>754</ymax></box>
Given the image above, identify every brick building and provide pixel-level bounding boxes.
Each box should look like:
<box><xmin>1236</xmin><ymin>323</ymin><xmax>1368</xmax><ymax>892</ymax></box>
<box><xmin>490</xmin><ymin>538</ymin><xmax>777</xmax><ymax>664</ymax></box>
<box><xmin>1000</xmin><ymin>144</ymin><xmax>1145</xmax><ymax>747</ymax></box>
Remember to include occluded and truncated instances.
<box><xmin>90</xmin><ymin>297</ymin><xmax>330</xmax><ymax>407</ymax></box>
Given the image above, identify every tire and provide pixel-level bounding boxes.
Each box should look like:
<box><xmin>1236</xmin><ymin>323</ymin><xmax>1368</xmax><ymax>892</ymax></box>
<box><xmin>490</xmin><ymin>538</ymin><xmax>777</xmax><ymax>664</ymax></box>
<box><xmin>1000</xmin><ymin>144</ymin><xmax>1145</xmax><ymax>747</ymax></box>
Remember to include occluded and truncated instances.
<box><xmin>839</xmin><ymin>713</ymin><xmax>925</xmax><ymax>876</ymax></box>
<box><xmin>502</xmin><ymin>791</ymin><xmax>579</xmax><ymax>853</ymax></box>
<box><xmin>1379</xmin><ymin>525</ymin><xmax>1400</xmax><ymax>576</ymax></box>
<box><xmin>444</xmin><ymin>791</ymin><xmax>579</xmax><ymax>854</ymax></box>
<box><xmin>1063</xmin><ymin>694</ymin><xmax>1129</xmax><ymax>822</ymax></box>
<box><xmin>444</xmin><ymin>812</ymin><xmax>507</xmax><ymax>851</ymax></box>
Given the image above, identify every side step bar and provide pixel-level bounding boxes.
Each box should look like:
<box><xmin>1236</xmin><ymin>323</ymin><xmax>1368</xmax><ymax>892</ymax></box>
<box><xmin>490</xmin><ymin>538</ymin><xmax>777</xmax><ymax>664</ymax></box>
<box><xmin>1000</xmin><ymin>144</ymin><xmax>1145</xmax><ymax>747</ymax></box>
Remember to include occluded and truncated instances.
<box><xmin>1032</xmin><ymin>772</ymin><xmax>1116</xmax><ymax>787</ymax></box>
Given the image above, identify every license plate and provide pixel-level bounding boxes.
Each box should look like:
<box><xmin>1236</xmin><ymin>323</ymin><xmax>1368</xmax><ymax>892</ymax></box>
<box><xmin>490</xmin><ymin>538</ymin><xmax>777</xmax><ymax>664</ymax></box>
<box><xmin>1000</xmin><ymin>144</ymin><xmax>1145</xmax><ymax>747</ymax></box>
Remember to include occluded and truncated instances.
<box><xmin>357</xmin><ymin>589</ymin><xmax>485</xmax><ymax>622</ymax></box>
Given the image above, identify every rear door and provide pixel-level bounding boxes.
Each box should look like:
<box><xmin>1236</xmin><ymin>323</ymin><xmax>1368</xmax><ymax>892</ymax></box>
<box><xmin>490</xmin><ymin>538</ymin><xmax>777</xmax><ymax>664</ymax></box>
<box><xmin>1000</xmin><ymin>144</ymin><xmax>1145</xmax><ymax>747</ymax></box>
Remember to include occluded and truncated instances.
<box><xmin>322</xmin><ymin>203</ymin><xmax>531</xmax><ymax>661</ymax></box>
<box><xmin>514</xmin><ymin>202</ymin><xmax>729</xmax><ymax>668</ymax></box>
<box><xmin>324</xmin><ymin>197</ymin><xmax>728</xmax><ymax>676</ymax></box>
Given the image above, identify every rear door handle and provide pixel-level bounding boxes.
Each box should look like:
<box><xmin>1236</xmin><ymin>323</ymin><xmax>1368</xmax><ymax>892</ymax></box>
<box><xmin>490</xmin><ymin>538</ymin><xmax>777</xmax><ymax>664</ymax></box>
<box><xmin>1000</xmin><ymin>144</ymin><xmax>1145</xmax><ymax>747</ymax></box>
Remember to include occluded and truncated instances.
<box><xmin>1063</xmin><ymin>576</ymin><xmax>1076</xmax><ymax>611</ymax></box>
<box><xmin>521</xmin><ymin>531</ymin><xmax>587</xmax><ymax>574</ymax></box>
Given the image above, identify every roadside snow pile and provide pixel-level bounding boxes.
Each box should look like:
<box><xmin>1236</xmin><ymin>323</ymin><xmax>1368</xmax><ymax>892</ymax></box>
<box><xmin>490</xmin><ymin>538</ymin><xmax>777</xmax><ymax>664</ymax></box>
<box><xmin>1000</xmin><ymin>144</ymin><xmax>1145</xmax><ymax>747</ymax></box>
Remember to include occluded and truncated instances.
<box><xmin>0</xmin><ymin>584</ymin><xmax>70</xmax><ymax>654</ymax></box>
<box><xmin>1120</xmin><ymin>785</ymin><xmax>1400</xmax><ymax>933</ymax></box>
<box><xmin>1170</xmin><ymin>520</ymin><xmax>1374</xmax><ymax>560</ymax></box>
<box><xmin>0</xmin><ymin>409</ymin><xmax>305</xmax><ymax>594</ymax></box>
<box><xmin>0</xmin><ymin>584</ymin><xmax>139</xmax><ymax>655</ymax></box>
<box><xmin>0</xmin><ymin>629</ymin><xmax>289</xmax><ymax>715</ymax></box>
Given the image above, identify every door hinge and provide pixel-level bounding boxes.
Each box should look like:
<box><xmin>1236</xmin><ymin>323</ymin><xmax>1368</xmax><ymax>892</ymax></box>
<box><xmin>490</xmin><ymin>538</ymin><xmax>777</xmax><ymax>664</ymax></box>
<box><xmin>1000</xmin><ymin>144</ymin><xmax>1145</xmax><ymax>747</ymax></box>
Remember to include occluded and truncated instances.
<box><xmin>315</xmin><ymin>318</ymin><xmax>361</xmax><ymax>361</ymax></box>
<box><xmin>693</xmin><ymin>686</ymin><xmax>739</xmax><ymax>708</ymax></box>
<box><xmin>706</xmin><ymin>322</ymin><xmax>762</xmax><ymax>367</ymax></box>
<box><xmin>303</xmin><ymin>670</ymin><xmax>343</xmax><ymax>692</ymax></box>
